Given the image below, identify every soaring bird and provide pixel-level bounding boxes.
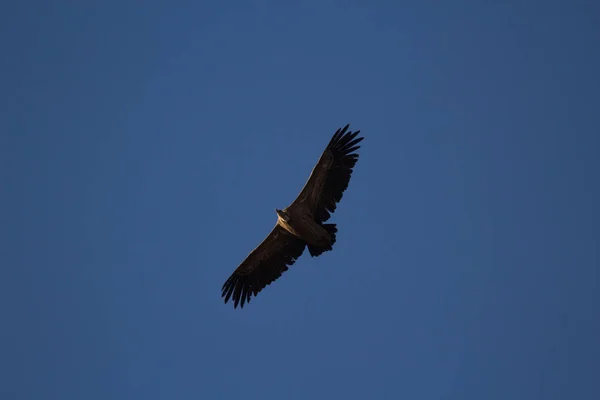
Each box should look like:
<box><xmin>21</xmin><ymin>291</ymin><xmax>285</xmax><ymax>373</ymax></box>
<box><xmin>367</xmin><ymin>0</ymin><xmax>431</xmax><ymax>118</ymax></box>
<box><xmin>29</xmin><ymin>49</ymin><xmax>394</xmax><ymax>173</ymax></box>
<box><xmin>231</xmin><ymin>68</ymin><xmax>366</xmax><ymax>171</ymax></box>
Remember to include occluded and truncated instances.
<box><xmin>221</xmin><ymin>124</ymin><xmax>364</xmax><ymax>308</ymax></box>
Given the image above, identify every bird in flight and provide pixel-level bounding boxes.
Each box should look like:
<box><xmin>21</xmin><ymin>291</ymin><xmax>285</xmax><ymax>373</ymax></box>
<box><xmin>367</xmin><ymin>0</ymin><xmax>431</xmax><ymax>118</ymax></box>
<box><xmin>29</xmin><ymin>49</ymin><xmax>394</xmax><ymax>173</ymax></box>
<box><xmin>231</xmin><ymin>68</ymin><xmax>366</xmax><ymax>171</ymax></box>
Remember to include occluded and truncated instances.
<box><xmin>222</xmin><ymin>124</ymin><xmax>364</xmax><ymax>308</ymax></box>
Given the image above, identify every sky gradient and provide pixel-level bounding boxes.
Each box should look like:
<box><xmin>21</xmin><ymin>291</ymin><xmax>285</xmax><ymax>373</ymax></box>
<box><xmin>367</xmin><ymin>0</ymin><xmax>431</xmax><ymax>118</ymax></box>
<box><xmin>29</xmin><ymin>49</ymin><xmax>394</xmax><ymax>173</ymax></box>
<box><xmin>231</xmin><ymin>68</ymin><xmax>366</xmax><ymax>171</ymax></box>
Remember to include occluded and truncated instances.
<box><xmin>2</xmin><ymin>1</ymin><xmax>599</xmax><ymax>399</ymax></box>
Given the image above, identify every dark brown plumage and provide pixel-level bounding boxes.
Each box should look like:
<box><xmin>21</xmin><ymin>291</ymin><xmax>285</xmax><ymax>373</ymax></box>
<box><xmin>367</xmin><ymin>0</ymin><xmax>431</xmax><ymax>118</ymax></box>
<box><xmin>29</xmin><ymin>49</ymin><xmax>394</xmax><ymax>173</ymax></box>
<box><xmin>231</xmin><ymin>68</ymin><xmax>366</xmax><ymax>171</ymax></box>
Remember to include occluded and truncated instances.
<box><xmin>221</xmin><ymin>124</ymin><xmax>364</xmax><ymax>308</ymax></box>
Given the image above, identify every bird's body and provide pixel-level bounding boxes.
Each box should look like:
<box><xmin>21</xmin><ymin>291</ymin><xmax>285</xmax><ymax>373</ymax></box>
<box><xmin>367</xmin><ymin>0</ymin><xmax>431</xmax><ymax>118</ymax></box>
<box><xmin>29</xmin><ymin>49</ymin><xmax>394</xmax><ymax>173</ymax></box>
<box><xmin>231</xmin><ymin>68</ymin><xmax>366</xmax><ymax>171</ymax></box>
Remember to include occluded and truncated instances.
<box><xmin>276</xmin><ymin>208</ymin><xmax>332</xmax><ymax>249</ymax></box>
<box><xmin>221</xmin><ymin>124</ymin><xmax>364</xmax><ymax>308</ymax></box>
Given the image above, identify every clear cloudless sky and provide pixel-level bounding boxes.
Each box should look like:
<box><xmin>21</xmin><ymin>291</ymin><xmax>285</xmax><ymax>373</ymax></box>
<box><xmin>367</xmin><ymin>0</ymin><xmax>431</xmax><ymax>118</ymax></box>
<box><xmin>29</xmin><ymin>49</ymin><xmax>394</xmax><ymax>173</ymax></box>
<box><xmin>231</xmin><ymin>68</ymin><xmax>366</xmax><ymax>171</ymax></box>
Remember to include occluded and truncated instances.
<box><xmin>1</xmin><ymin>1</ymin><xmax>599</xmax><ymax>399</ymax></box>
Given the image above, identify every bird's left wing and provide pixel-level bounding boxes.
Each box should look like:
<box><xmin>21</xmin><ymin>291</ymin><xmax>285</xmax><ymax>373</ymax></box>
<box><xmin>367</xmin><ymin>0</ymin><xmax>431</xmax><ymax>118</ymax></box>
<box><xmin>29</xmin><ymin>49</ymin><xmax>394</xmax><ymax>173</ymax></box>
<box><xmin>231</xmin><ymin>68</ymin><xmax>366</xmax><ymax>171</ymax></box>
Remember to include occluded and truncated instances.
<box><xmin>289</xmin><ymin>124</ymin><xmax>363</xmax><ymax>223</ymax></box>
<box><xmin>222</xmin><ymin>224</ymin><xmax>306</xmax><ymax>308</ymax></box>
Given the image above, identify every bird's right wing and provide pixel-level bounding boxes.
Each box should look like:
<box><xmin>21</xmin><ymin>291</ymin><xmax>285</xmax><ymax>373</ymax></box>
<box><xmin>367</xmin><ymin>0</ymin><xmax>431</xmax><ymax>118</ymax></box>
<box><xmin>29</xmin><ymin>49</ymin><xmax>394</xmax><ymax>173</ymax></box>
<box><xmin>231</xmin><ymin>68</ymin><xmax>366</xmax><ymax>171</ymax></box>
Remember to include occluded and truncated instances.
<box><xmin>221</xmin><ymin>224</ymin><xmax>306</xmax><ymax>308</ymax></box>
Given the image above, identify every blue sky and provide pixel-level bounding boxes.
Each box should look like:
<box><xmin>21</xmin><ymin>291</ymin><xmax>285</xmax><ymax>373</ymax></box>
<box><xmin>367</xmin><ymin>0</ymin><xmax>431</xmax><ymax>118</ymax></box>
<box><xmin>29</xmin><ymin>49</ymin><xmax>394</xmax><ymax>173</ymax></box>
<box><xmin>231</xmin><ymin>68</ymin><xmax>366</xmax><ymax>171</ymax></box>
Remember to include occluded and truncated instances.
<box><xmin>1</xmin><ymin>1</ymin><xmax>599</xmax><ymax>399</ymax></box>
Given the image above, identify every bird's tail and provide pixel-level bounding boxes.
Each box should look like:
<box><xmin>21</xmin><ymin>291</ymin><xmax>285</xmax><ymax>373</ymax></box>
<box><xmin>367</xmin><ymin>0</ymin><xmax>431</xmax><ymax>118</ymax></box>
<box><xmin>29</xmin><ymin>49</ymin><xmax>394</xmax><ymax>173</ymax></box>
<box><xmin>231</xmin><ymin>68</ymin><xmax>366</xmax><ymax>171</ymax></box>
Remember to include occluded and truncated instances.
<box><xmin>307</xmin><ymin>224</ymin><xmax>338</xmax><ymax>257</ymax></box>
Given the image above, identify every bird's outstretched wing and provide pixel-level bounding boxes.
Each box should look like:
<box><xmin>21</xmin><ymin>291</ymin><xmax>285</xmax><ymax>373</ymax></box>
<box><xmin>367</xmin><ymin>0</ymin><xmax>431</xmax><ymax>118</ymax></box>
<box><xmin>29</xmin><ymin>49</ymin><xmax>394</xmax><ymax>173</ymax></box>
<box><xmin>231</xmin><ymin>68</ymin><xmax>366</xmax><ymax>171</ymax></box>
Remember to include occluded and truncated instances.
<box><xmin>222</xmin><ymin>224</ymin><xmax>306</xmax><ymax>308</ymax></box>
<box><xmin>289</xmin><ymin>124</ymin><xmax>364</xmax><ymax>223</ymax></box>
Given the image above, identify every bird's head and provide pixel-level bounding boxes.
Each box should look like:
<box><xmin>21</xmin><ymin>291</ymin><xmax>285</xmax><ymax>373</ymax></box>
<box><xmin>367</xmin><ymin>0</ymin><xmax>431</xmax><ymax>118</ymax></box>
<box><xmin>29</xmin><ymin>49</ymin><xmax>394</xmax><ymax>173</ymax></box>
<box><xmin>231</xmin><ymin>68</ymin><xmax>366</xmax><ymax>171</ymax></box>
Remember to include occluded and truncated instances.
<box><xmin>275</xmin><ymin>209</ymin><xmax>291</xmax><ymax>223</ymax></box>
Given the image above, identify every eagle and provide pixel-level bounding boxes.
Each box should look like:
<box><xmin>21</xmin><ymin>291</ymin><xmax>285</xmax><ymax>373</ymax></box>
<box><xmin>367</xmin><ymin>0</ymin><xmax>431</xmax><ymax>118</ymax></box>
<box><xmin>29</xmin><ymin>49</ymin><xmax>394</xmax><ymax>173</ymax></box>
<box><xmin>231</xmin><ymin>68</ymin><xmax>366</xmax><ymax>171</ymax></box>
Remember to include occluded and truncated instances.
<box><xmin>221</xmin><ymin>124</ymin><xmax>364</xmax><ymax>308</ymax></box>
